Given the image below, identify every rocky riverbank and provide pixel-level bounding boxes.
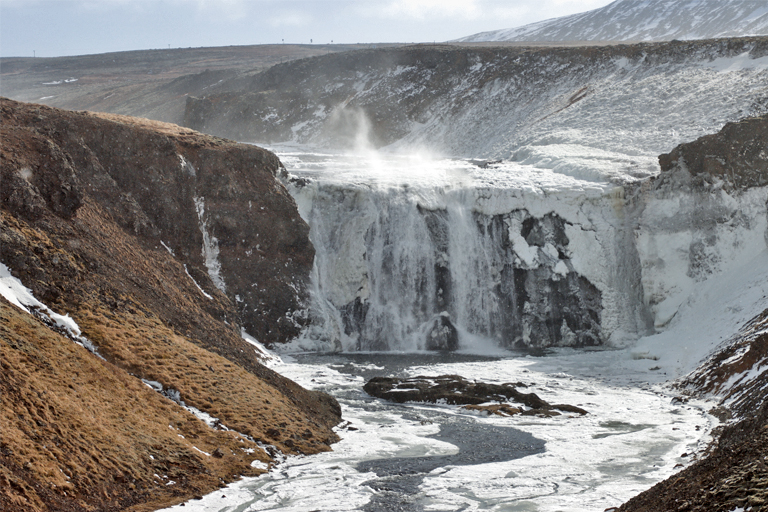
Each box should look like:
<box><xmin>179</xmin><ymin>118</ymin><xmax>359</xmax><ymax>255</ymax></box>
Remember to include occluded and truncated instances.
<box><xmin>363</xmin><ymin>375</ymin><xmax>588</xmax><ymax>416</ymax></box>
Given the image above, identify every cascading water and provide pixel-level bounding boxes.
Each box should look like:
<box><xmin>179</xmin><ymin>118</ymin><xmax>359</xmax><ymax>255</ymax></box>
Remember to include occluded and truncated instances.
<box><xmin>280</xmin><ymin>150</ymin><xmax>655</xmax><ymax>353</ymax></box>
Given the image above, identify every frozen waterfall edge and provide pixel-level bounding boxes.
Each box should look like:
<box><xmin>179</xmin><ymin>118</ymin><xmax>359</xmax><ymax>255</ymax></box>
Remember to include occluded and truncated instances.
<box><xmin>280</xmin><ymin>117</ymin><xmax>768</xmax><ymax>353</ymax></box>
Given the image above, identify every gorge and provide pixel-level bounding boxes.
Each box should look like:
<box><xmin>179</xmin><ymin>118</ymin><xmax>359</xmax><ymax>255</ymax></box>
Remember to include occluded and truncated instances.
<box><xmin>2</xmin><ymin>34</ymin><xmax>768</xmax><ymax>512</ymax></box>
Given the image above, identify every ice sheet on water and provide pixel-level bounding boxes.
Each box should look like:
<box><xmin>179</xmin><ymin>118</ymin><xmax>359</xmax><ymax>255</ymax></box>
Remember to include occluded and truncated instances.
<box><xmin>159</xmin><ymin>351</ymin><xmax>713</xmax><ymax>512</ymax></box>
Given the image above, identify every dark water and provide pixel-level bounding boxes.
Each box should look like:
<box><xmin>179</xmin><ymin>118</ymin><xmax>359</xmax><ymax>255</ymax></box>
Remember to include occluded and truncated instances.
<box><xmin>358</xmin><ymin>413</ymin><xmax>544</xmax><ymax>512</ymax></box>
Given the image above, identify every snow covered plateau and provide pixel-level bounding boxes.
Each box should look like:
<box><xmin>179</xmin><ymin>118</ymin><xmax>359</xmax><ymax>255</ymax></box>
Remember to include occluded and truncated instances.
<box><xmin>457</xmin><ymin>0</ymin><xmax>768</xmax><ymax>43</ymax></box>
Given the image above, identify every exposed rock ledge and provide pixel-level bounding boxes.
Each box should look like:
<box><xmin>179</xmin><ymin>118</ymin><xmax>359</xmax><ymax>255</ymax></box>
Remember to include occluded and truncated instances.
<box><xmin>364</xmin><ymin>375</ymin><xmax>588</xmax><ymax>417</ymax></box>
<box><xmin>0</xmin><ymin>98</ymin><xmax>340</xmax><ymax>511</ymax></box>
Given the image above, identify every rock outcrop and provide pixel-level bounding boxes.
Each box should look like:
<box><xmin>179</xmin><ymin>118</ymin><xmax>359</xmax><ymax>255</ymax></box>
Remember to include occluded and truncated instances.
<box><xmin>0</xmin><ymin>98</ymin><xmax>341</xmax><ymax>511</ymax></box>
<box><xmin>363</xmin><ymin>375</ymin><xmax>588</xmax><ymax>416</ymax></box>
<box><xmin>2</xmin><ymin>97</ymin><xmax>313</xmax><ymax>346</ymax></box>
<box><xmin>657</xmin><ymin>114</ymin><xmax>768</xmax><ymax>192</ymax></box>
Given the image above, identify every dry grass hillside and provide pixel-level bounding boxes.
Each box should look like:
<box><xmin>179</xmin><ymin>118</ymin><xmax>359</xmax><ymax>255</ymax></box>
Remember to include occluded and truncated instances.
<box><xmin>0</xmin><ymin>98</ymin><xmax>341</xmax><ymax>511</ymax></box>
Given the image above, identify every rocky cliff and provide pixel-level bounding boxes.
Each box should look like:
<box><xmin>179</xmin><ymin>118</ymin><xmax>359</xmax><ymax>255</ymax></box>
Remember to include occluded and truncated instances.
<box><xmin>617</xmin><ymin>114</ymin><xmax>768</xmax><ymax>512</ymax></box>
<box><xmin>2</xmin><ymin>97</ymin><xmax>313</xmax><ymax>346</ymax></box>
<box><xmin>0</xmin><ymin>98</ymin><xmax>341</xmax><ymax>511</ymax></box>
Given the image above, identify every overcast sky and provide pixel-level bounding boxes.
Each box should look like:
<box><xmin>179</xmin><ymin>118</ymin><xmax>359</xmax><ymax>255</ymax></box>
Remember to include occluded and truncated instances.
<box><xmin>1</xmin><ymin>0</ymin><xmax>614</xmax><ymax>58</ymax></box>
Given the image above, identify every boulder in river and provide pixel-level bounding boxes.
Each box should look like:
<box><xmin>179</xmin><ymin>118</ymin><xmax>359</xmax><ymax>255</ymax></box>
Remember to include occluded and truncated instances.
<box><xmin>363</xmin><ymin>375</ymin><xmax>587</xmax><ymax>416</ymax></box>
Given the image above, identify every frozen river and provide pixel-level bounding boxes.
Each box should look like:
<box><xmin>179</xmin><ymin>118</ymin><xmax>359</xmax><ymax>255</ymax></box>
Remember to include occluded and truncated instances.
<box><xmin>160</xmin><ymin>349</ymin><xmax>714</xmax><ymax>512</ymax></box>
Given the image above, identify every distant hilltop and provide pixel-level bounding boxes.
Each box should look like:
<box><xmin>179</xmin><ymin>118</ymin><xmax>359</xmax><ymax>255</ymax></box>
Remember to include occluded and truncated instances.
<box><xmin>456</xmin><ymin>0</ymin><xmax>768</xmax><ymax>43</ymax></box>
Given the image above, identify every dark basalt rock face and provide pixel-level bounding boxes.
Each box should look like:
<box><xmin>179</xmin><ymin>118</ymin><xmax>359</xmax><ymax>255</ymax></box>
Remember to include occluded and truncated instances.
<box><xmin>363</xmin><ymin>375</ymin><xmax>588</xmax><ymax>416</ymax></box>
<box><xmin>657</xmin><ymin>114</ymin><xmax>768</xmax><ymax>193</ymax></box>
<box><xmin>425</xmin><ymin>314</ymin><xmax>459</xmax><ymax>351</ymax></box>
<box><xmin>335</xmin><ymin>206</ymin><xmax>602</xmax><ymax>351</ymax></box>
<box><xmin>1</xmin><ymin>97</ymin><xmax>313</xmax><ymax>346</ymax></box>
<box><xmin>494</xmin><ymin>211</ymin><xmax>602</xmax><ymax>349</ymax></box>
<box><xmin>447</xmin><ymin>209</ymin><xmax>601</xmax><ymax>349</ymax></box>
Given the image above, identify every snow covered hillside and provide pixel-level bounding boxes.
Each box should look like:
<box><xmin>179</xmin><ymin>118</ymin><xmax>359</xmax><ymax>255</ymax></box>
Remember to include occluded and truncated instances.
<box><xmin>457</xmin><ymin>0</ymin><xmax>768</xmax><ymax>43</ymax></box>
<box><xmin>186</xmin><ymin>38</ymin><xmax>768</xmax><ymax>171</ymax></box>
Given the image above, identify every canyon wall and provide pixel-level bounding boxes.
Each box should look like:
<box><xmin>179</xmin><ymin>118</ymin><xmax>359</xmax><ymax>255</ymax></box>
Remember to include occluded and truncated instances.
<box><xmin>183</xmin><ymin>38</ymin><xmax>768</xmax><ymax>165</ymax></box>
<box><xmin>285</xmin><ymin>116</ymin><xmax>768</xmax><ymax>352</ymax></box>
<box><xmin>0</xmin><ymin>98</ymin><xmax>340</xmax><ymax>511</ymax></box>
<box><xmin>183</xmin><ymin>38</ymin><xmax>768</xmax><ymax>351</ymax></box>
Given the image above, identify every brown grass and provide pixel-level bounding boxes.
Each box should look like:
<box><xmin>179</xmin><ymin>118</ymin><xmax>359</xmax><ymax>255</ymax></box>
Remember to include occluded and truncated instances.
<box><xmin>0</xmin><ymin>299</ymin><xmax>270</xmax><ymax>512</ymax></box>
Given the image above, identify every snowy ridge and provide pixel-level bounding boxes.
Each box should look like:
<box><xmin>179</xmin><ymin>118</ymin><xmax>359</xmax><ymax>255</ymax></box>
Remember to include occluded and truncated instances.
<box><xmin>457</xmin><ymin>0</ymin><xmax>768</xmax><ymax>43</ymax></box>
<box><xmin>387</xmin><ymin>43</ymin><xmax>768</xmax><ymax>168</ymax></box>
<box><xmin>225</xmin><ymin>39</ymin><xmax>768</xmax><ymax>185</ymax></box>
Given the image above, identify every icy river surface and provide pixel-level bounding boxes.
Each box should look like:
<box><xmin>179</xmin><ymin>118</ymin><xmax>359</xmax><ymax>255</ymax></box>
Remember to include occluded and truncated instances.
<box><xmin>160</xmin><ymin>350</ymin><xmax>713</xmax><ymax>512</ymax></box>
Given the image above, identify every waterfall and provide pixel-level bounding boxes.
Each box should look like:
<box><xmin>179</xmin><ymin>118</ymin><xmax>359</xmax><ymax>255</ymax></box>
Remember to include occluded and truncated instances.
<box><xmin>281</xmin><ymin>153</ymin><xmax>655</xmax><ymax>353</ymax></box>
<box><xmin>279</xmin><ymin>140</ymin><xmax>768</xmax><ymax>354</ymax></box>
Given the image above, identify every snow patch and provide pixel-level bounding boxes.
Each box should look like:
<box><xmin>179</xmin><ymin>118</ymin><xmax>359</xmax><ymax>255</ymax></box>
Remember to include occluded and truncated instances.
<box><xmin>178</xmin><ymin>154</ymin><xmax>196</xmax><ymax>177</ymax></box>
<box><xmin>1</xmin><ymin>262</ymin><xmax>102</xmax><ymax>356</ymax></box>
<box><xmin>703</xmin><ymin>52</ymin><xmax>768</xmax><ymax>73</ymax></box>
<box><xmin>242</xmin><ymin>328</ymin><xmax>283</xmax><ymax>366</ymax></box>
<box><xmin>183</xmin><ymin>264</ymin><xmax>213</xmax><ymax>299</ymax></box>
<box><xmin>160</xmin><ymin>240</ymin><xmax>175</xmax><ymax>256</ymax></box>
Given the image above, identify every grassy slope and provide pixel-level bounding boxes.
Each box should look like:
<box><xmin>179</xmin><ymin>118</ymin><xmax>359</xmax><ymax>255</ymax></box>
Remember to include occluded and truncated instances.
<box><xmin>0</xmin><ymin>99</ymin><xmax>340</xmax><ymax>511</ymax></box>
